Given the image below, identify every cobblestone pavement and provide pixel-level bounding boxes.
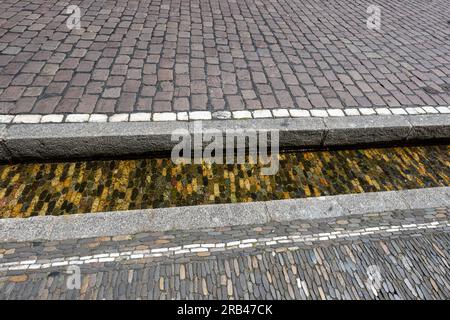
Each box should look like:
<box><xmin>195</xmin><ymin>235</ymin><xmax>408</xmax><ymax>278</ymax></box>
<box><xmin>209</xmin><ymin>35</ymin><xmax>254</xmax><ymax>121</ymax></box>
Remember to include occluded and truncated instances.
<box><xmin>0</xmin><ymin>0</ymin><xmax>449</xmax><ymax>116</ymax></box>
<box><xmin>1</xmin><ymin>145</ymin><xmax>448</xmax><ymax>218</ymax></box>
<box><xmin>1</xmin><ymin>206</ymin><xmax>449</xmax><ymax>299</ymax></box>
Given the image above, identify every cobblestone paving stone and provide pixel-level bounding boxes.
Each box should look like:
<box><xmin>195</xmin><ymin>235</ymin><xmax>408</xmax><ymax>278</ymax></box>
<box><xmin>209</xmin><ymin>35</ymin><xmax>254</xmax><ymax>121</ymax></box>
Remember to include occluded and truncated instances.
<box><xmin>1</xmin><ymin>0</ymin><xmax>449</xmax><ymax>115</ymax></box>
<box><xmin>0</xmin><ymin>145</ymin><xmax>448</xmax><ymax>218</ymax></box>
<box><xmin>0</xmin><ymin>207</ymin><xmax>449</xmax><ymax>299</ymax></box>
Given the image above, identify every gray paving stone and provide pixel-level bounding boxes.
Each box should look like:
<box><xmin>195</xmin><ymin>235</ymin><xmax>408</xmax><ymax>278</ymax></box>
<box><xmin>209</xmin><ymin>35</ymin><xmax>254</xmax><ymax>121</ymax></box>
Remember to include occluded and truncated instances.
<box><xmin>397</xmin><ymin>187</ymin><xmax>450</xmax><ymax>209</ymax></box>
<box><xmin>49</xmin><ymin>211</ymin><xmax>153</xmax><ymax>241</ymax></box>
<box><xmin>336</xmin><ymin>191</ymin><xmax>409</xmax><ymax>215</ymax></box>
<box><xmin>0</xmin><ymin>216</ymin><xmax>56</xmax><ymax>242</ymax></box>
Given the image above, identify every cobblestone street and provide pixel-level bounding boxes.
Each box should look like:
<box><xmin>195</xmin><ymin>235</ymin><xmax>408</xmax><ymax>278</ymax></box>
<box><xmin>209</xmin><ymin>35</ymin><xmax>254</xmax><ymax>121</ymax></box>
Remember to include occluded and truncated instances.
<box><xmin>1</xmin><ymin>0</ymin><xmax>449</xmax><ymax>118</ymax></box>
<box><xmin>1</xmin><ymin>207</ymin><xmax>449</xmax><ymax>299</ymax></box>
<box><xmin>1</xmin><ymin>0</ymin><xmax>450</xmax><ymax>303</ymax></box>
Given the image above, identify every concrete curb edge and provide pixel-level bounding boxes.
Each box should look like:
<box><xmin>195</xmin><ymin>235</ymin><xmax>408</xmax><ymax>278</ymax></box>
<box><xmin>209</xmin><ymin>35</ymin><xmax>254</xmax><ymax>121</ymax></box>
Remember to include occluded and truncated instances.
<box><xmin>0</xmin><ymin>114</ymin><xmax>449</xmax><ymax>161</ymax></box>
<box><xmin>1</xmin><ymin>187</ymin><xmax>448</xmax><ymax>242</ymax></box>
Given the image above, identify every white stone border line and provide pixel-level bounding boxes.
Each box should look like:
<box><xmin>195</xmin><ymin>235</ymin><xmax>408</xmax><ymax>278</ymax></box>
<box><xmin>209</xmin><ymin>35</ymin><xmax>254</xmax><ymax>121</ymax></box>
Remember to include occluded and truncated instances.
<box><xmin>0</xmin><ymin>219</ymin><xmax>448</xmax><ymax>272</ymax></box>
<box><xmin>0</xmin><ymin>106</ymin><xmax>449</xmax><ymax>124</ymax></box>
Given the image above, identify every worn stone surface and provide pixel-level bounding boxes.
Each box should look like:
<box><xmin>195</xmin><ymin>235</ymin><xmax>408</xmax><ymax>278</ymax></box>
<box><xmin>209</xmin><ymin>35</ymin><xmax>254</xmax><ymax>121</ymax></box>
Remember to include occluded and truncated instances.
<box><xmin>323</xmin><ymin>116</ymin><xmax>411</xmax><ymax>146</ymax></box>
<box><xmin>148</xmin><ymin>202</ymin><xmax>270</xmax><ymax>232</ymax></box>
<box><xmin>266</xmin><ymin>197</ymin><xmax>346</xmax><ymax>221</ymax></box>
<box><xmin>3</xmin><ymin>122</ymin><xmax>188</xmax><ymax>159</ymax></box>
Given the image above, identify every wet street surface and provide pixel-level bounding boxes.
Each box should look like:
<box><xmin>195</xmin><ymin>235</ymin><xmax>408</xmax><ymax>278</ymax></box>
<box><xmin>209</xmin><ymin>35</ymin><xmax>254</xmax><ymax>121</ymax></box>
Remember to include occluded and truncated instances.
<box><xmin>0</xmin><ymin>144</ymin><xmax>449</xmax><ymax>218</ymax></box>
<box><xmin>1</xmin><ymin>206</ymin><xmax>449</xmax><ymax>299</ymax></box>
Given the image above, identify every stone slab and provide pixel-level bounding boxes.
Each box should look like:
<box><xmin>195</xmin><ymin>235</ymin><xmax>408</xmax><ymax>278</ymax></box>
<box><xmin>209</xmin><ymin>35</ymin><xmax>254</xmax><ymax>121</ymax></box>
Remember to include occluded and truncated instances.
<box><xmin>406</xmin><ymin>114</ymin><xmax>450</xmax><ymax>140</ymax></box>
<box><xmin>49</xmin><ymin>211</ymin><xmax>154</xmax><ymax>241</ymax></box>
<box><xmin>323</xmin><ymin>115</ymin><xmax>411</xmax><ymax>146</ymax></box>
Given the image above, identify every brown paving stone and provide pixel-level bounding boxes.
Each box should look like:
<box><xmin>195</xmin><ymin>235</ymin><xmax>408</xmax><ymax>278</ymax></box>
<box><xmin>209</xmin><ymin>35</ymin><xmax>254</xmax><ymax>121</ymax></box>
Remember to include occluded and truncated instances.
<box><xmin>32</xmin><ymin>96</ymin><xmax>61</xmax><ymax>113</ymax></box>
<box><xmin>153</xmin><ymin>101</ymin><xmax>171</xmax><ymax>112</ymax></box>
<box><xmin>136</xmin><ymin>97</ymin><xmax>152</xmax><ymax>111</ymax></box>
<box><xmin>95</xmin><ymin>98</ymin><xmax>115</xmax><ymax>113</ymax></box>
<box><xmin>76</xmin><ymin>94</ymin><xmax>98</xmax><ymax>113</ymax></box>
<box><xmin>0</xmin><ymin>86</ymin><xmax>25</xmax><ymax>101</ymax></box>
<box><xmin>117</xmin><ymin>93</ymin><xmax>137</xmax><ymax>112</ymax></box>
<box><xmin>55</xmin><ymin>98</ymin><xmax>78</xmax><ymax>113</ymax></box>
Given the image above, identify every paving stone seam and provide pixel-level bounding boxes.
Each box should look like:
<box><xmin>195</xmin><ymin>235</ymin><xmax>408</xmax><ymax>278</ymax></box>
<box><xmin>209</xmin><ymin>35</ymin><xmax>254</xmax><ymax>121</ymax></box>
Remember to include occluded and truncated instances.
<box><xmin>0</xmin><ymin>106</ymin><xmax>449</xmax><ymax>124</ymax></box>
<box><xmin>1</xmin><ymin>218</ymin><xmax>448</xmax><ymax>272</ymax></box>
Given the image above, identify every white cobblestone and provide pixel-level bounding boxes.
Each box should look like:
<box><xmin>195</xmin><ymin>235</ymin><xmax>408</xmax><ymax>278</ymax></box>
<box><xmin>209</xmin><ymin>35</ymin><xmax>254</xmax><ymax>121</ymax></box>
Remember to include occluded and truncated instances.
<box><xmin>310</xmin><ymin>109</ymin><xmax>328</xmax><ymax>117</ymax></box>
<box><xmin>422</xmin><ymin>106</ymin><xmax>438</xmax><ymax>114</ymax></box>
<box><xmin>327</xmin><ymin>109</ymin><xmax>345</xmax><ymax>117</ymax></box>
<box><xmin>129</xmin><ymin>112</ymin><xmax>151</xmax><ymax>122</ymax></box>
<box><xmin>211</xmin><ymin>111</ymin><xmax>231</xmax><ymax>120</ymax></box>
<box><xmin>109</xmin><ymin>113</ymin><xmax>129</xmax><ymax>122</ymax></box>
<box><xmin>153</xmin><ymin>112</ymin><xmax>177</xmax><ymax>121</ymax></box>
<box><xmin>437</xmin><ymin>106</ymin><xmax>450</xmax><ymax>113</ymax></box>
<box><xmin>232</xmin><ymin>110</ymin><xmax>252</xmax><ymax>119</ymax></box>
<box><xmin>344</xmin><ymin>108</ymin><xmax>360</xmax><ymax>116</ymax></box>
<box><xmin>89</xmin><ymin>114</ymin><xmax>108</xmax><ymax>122</ymax></box>
<box><xmin>189</xmin><ymin>111</ymin><xmax>212</xmax><ymax>120</ymax></box>
<box><xmin>41</xmin><ymin>114</ymin><xmax>64</xmax><ymax>123</ymax></box>
<box><xmin>252</xmin><ymin>110</ymin><xmax>272</xmax><ymax>118</ymax></box>
<box><xmin>66</xmin><ymin>114</ymin><xmax>90</xmax><ymax>123</ymax></box>
<box><xmin>13</xmin><ymin>114</ymin><xmax>42</xmax><ymax>123</ymax></box>
<box><xmin>414</xmin><ymin>107</ymin><xmax>426</xmax><ymax>114</ymax></box>
<box><xmin>177</xmin><ymin>112</ymin><xmax>189</xmax><ymax>121</ymax></box>
<box><xmin>405</xmin><ymin>107</ymin><xmax>419</xmax><ymax>115</ymax></box>
<box><xmin>289</xmin><ymin>109</ymin><xmax>310</xmax><ymax>117</ymax></box>
<box><xmin>272</xmin><ymin>108</ymin><xmax>290</xmax><ymax>118</ymax></box>
<box><xmin>359</xmin><ymin>108</ymin><xmax>376</xmax><ymax>115</ymax></box>
<box><xmin>375</xmin><ymin>108</ymin><xmax>392</xmax><ymax>115</ymax></box>
<box><xmin>0</xmin><ymin>115</ymin><xmax>14</xmax><ymax>123</ymax></box>
<box><xmin>391</xmin><ymin>108</ymin><xmax>408</xmax><ymax>115</ymax></box>
<box><xmin>151</xmin><ymin>248</ymin><xmax>169</xmax><ymax>253</ymax></box>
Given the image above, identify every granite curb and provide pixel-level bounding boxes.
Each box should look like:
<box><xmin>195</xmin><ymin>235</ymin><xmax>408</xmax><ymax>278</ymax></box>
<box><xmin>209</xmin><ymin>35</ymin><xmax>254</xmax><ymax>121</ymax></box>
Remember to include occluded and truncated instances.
<box><xmin>0</xmin><ymin>187</ymin><xmax>448</xmax><ymax>242</ymax></box>
<box><xmin>0</xmin><ymin>114</ymin><xmax>449</xmax><ymax>161</ymax></box>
